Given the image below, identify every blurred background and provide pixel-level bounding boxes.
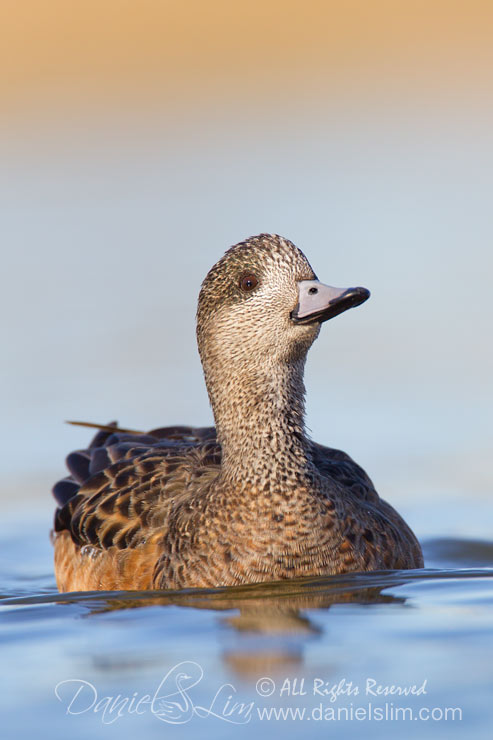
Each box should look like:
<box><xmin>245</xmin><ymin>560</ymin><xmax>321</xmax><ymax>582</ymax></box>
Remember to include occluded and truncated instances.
<box><xmin>1</xmin><ymin>0</ymin><xmax>492</xmax><ymax>541</ymax></box>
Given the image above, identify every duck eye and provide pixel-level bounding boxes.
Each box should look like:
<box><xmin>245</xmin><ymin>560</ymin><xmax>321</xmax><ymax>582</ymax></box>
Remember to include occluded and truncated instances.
<box><xmin>239</xmin><ymin>273</ymin><xmax>258</xmax><ymax>292</ymax></box>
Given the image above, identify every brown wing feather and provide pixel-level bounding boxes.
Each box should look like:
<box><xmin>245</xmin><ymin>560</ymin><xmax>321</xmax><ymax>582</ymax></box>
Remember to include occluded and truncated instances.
<box><xmin>310</xmin><ymin>441</ymin><xmax>423</xmax><ymax>569</ymax></box>
<box><xmin>53</xmin><ymin>423</ymin><xmax>220</xmax><ymax>553</ymax></box>
<box><xmin>310</xmin><ymin>441</ymin><xmax>379</xmax><ymax>503</ymax></box>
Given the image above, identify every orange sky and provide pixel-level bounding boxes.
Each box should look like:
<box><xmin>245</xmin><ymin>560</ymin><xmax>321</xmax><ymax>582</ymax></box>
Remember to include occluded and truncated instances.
<box><xmin>1</xmin><ymin>0</ymin><xmax>493</xmax><ymax>121</ymax></box>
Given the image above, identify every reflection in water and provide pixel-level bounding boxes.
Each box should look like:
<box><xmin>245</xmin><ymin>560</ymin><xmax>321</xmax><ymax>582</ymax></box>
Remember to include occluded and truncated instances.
<box><xmin>4</xmin><ymin>568</ymin><xmax>492</xmax><ymax>680</ymax></box>
<box><xmin>216</xmin><ymin>583</ymin><xmax>405</xmax><ymax>678</ymax></box>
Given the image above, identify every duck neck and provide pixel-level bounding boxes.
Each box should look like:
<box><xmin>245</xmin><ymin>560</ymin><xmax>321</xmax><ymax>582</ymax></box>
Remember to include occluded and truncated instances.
<box><xmin>204</xmin><ymin>355</ymin><xmax>315</xmax><ymax>489</ymax></box>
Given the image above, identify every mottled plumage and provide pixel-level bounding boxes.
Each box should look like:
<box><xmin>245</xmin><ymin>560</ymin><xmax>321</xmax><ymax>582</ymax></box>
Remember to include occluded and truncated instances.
<box><xmin>52</xmin><ymin>234</ymin><xmax>423</xmax><ymax>592</ymax></box>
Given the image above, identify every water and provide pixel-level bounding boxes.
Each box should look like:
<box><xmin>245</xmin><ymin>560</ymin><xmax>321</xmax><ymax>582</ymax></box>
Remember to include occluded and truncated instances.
<box><xmin>1</xmin><ymin>504</ymin><xmax>492</xmax><ymax>739</ymax></box>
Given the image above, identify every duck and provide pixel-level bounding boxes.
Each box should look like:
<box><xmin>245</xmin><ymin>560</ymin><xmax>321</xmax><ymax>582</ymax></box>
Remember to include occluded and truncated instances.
<box><xmin>52</xmin><ymin>233</ymin><xmax>423</xmax><ymax>592</ymax></box>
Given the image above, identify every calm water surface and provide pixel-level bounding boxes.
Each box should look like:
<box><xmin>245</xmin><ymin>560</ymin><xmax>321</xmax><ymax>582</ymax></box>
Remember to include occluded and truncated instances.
<box><xmin>1</xmin><ymin>502</ymin><xmax>492</xmax><ymax>739</ymax></box>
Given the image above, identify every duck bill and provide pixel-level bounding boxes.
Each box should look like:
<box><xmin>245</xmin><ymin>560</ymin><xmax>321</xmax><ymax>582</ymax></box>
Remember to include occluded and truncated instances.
<box><xmin>291</xmin><ymin>280</ymin><xmax>370</xmax><ymax>325</ymax></box>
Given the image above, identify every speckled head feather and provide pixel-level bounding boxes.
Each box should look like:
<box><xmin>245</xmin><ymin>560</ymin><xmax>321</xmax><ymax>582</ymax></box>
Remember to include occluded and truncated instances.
<box><xmin>197</xmin><ymin>233</ymin><xmax>320</xmax><ymax>361</ymax></box>
<box><xmin>198</xmin><ymin>233</ymin><xmax>317</xmax><ymax>315</ymax></box>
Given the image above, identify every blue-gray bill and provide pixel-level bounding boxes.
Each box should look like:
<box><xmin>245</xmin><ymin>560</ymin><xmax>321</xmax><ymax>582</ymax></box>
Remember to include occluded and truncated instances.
<box><xmin>291</xmin><ymin>280</ymin><xmax>370</xmax><ymax>325</ymax></box>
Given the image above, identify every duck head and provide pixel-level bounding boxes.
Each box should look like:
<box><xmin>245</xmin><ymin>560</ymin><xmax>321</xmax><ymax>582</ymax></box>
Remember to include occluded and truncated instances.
<box><xmin>197</xmin><ymin>233</ymin><xmax>370</xmax><ymax>370</ymax></box>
